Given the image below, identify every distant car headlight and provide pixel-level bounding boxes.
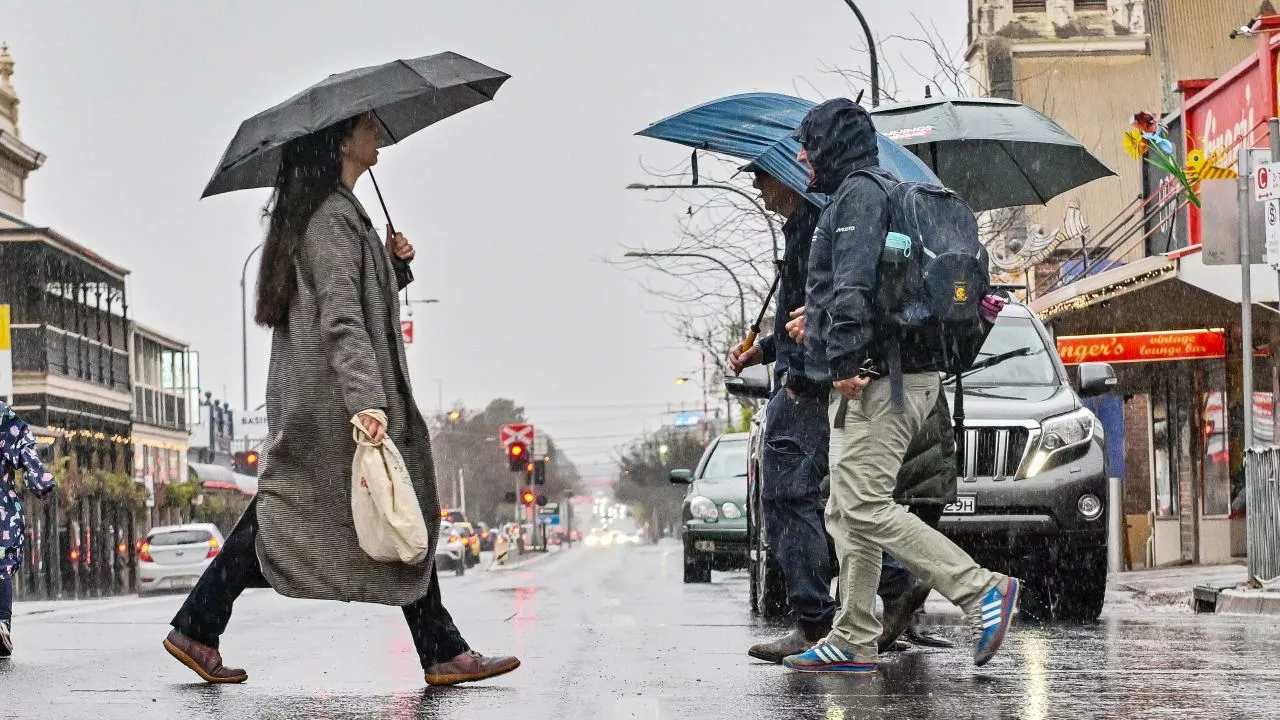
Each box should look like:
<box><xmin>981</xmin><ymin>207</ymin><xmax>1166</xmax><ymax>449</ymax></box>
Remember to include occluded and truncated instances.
<box><xmin>721</xmin><ymin>502</ymin><xmax>742</xmax><ymax>519</ymax></box>
<box><xmin>1026</xmin><ymin>407</ymin><xmax>1095</xmax><ymax>477</ymax></box>
<box><xmin>584</xmin><ymin>535</ymin><xmax>599</xmax><ymax>546</ymax></box>
<box><xmin>690</xmin><ymin>496</ymin><xmax>719</xmax><ymax>521</ymax></box>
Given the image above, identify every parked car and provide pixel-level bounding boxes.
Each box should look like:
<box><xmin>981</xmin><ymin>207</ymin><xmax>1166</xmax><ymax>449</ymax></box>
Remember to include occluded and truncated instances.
<box><xmin>436</xmin><ymin>521</ymin><xmax>466</xmax><ymax>576</ymax></box>
<box><xmin>452</xmin><ymin>521</ymin><xmax>482</xmax><ymax>567</ymax></box>
<box><xmin>738</xmin><ymin>295</ymin><xmax>1116</xmax><ymax>622</ymax></box>
<box><xmin>441</xmin><ymin>508</ymin><xmax>468</xmax><ymax>525</ymax></box>
<box><xmin>138</xmin><ymin>523</ymin><xmax>225</xmax><ymax>595</ymax></box>
<box><xmin>670</xmin><ymin>432</ymin><xmax>750</xmax><ymax>583</ymax></box>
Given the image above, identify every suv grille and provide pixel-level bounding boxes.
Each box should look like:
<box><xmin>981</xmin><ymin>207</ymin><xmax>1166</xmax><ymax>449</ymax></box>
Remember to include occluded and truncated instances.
<box><xmin>962</xmin><ymin>427</ymin><xmax>1030</xmax><ymax>480</ymax></box>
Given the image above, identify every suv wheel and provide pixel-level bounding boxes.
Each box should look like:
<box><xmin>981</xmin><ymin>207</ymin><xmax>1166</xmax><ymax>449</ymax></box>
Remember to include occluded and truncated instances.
<box><xmin>1020</xmin><ymin>547</ymin><xmax>1107</xmax><ymax>623</ymax></box>
<box><xmin>683</xmin><ymin>539</ymin><xmax>712</xmax><ymax>584</ymax></box>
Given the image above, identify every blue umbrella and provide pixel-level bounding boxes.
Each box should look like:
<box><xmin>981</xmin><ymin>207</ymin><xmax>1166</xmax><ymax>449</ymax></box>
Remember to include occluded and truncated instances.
<box><xmin>636</xmin><ymin>92</ymin><xmax>939</xmax><ymax>207</ymax></box>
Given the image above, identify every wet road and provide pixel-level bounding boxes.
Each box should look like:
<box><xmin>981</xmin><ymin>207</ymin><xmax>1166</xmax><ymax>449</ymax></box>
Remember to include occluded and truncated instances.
<box><xmin>3</xmin><ymin>541</ymin><xmax>1279</xmax><ymax>719</ymax></box>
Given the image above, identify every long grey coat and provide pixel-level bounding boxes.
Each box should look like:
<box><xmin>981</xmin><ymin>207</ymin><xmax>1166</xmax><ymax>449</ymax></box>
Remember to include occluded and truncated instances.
<box><xmin>255</xmin><ymin>186</ymin><xmax>439</xmax><ymax>605</ymax></box>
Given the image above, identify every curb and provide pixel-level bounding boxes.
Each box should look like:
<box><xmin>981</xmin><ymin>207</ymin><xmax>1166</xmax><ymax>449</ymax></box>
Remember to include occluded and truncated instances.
<box><xmin>487</xmin><ymin>548</ymin><xmax>562</xmax><ymax>572</ymax></box>
<box><xmin>1215</xmin><ymin>588</ymin><xmax>1280</xmax><ymax>615</ymax></box>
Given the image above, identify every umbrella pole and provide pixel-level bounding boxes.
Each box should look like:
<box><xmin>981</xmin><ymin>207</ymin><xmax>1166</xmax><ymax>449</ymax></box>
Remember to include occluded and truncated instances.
<box><xmin>739</xmin><ymin>274</ymin><xmax>780</xmax><ymax>354</ymax></box>
<box><xmin>368</xmin><ymin>169</ymin><xmax>395</xmax><ymax>235</ymax></box>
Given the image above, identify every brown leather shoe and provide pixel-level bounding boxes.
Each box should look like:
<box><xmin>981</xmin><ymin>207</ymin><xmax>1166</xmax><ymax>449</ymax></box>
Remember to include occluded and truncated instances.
<box><xmin>163</xmin><ymin>629</ymin><xmax>248</xmax><ymax>684</ymax></box>
<box><xmin>748</xmin><ymin>628</ymin><xmax>817</xmax><ymax>664</ymax></box>
<box><xmin>424</xmin><ymin>650</ymin><xmax>520</xmax><ymax>686</ymax></box>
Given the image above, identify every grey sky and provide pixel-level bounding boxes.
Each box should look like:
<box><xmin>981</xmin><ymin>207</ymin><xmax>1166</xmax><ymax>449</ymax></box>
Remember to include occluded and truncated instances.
<box><xmin>6</xmin><ymin>0</ymin><xmax>961</xmax><ymax>482</ymax></box>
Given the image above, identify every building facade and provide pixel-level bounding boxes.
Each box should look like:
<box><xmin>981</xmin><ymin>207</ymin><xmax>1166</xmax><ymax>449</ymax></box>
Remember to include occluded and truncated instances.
<box><xmin>129</xmin><ymin>322</ymin><xmax>192</xmax><ymax>491</ymax></box>
<box><xmin>967</xmin><ymin>0</ymin><xmax>1276</xmax><ymax>566</ymax></box>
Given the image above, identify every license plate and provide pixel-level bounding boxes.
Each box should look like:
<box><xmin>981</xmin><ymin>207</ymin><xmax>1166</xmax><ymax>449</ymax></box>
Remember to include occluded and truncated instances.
<box><xmin>171</xmin><ymin>577</ymin><xmax>197</xmax><ymax>589</ymax></box>
<box><xmin>943</xmin><ymin>496</ymin><xmax>976</xmax><ymax>515</ymax></box>
<box><xmin>694</xmin><ymin>540</ymin><xmax>716</xmax><ymax>551</ymax></box>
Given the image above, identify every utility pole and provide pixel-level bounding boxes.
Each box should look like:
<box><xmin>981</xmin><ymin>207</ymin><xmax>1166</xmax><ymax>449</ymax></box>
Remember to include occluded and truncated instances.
<box><xmin>457</xmin><ymin>467</ymin><xmax>466</xmax><ymax>515</ymax></box>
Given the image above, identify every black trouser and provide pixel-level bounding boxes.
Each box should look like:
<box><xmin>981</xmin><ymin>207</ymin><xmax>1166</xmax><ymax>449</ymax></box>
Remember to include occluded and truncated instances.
<box><xmin>170</xmin><ymin>502</ymin><xmax>469</xmax><ymax>669</ymax></box>
<box><xmin>0</xmin><ymin>550</ymin><xmax>14</xmax><ymax>623</ymax></box>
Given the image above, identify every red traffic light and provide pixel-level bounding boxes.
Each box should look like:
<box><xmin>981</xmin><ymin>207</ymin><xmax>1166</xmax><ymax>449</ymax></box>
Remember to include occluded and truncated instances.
<box><xmin>520</xmin><ymin>489</ymin><xmax>536</xmax><ymax>506</ymax></box>
<box><xmin>507</xmin><ymin>441</ymin><xmax>530</xmax><ymax>471</ymax></box>
<box><xmin>246</xmin><ymin>451</ymin><xmax>258</xmax><ymax>465</ymax></box>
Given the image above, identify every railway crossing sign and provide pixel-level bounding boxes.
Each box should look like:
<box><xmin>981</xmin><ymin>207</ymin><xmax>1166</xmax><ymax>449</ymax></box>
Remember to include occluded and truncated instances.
<box><xmin>499</xmin><ymin>424</ymin><xmax>534</xmax><ymax>449</ymax></box>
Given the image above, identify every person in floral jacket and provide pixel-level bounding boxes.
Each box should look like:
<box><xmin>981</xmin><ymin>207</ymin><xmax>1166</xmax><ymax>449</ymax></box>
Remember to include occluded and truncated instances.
<box><xmin>0</xmin><ymin>400</ymin><xmax>56</xmax><ymax>657</ymax></box>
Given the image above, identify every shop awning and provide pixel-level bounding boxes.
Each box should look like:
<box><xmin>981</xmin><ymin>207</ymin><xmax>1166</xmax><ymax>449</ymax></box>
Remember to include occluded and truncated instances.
<box><xmin>188</xmin><ymin>462</ymin><xmax>257</xmax><ymax>496</ymax></box>
<box><xmin>1031</xmin><ymin>246</ymin><xmax>1280</xmax><ymax>339</ymax></box>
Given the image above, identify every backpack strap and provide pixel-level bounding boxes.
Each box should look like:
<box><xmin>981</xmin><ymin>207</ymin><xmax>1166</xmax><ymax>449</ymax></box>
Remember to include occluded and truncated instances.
<box><xmin>849</xmin><ymin>168</ymin><xmax>906</xmax><ymax>413</ymax></box>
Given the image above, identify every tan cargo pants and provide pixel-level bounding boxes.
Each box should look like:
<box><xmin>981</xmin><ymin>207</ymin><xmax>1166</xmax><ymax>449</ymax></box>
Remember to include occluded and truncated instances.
<box><xmin>825</xmin><ymin>372</ymin><xmax>999</xmax><ymax>661</ymax></box>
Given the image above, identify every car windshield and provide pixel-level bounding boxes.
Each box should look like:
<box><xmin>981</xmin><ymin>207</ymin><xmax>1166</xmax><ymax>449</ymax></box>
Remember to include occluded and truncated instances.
<box><xmin>944</xmin><ymin>316</ymin><xmax>1058</xmax><ymax>387</ymax></box>
<box><xmin>149</xmin><ymin>529</ymin><xmax>212</xmax><ymax>546</ymax></box>
<box><xmin>700</xmin><ymin>439</ymin><xmax>749</xmax><ymax>479</ymax></box>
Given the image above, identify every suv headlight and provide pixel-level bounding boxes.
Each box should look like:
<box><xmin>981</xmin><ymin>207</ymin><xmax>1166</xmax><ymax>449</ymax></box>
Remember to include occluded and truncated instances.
<box><xmin>721</xmin><ymin>502</ymin><xmax>742</xmax><ymax>519</ymax></box>
<box><xmin>1026</xmin><ymin>407</ymin><xmax>1095</xmax><ymax>477</ymax></box>
<box><xmin>690</xmin><ymin>496</ymin><xmax>719</xmax><ymax>521</ymax></box>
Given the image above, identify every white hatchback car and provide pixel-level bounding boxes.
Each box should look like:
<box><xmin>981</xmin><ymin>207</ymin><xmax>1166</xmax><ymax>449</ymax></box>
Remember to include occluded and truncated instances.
<box><xmin>138</xmin><ymin>523</ymin><xmax>225</xmax><ymax>594</ymax></box>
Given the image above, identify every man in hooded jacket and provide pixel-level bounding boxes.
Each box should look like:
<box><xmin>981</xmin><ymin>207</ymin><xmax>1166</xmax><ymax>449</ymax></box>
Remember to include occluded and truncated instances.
<box><xmin>731</xmin><ymin>168</ymin><xmax>954</xmax><ymax>663</ymax></box>
<box><xmin>783</xmin><ymin>98</ymin><xmax>1020</xmax><ymax>674</ymax></box>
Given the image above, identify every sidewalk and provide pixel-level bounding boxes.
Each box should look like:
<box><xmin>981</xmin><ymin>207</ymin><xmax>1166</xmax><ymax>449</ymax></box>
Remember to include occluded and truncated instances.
<box><xmin>1107</xmin><ymin>561</ymin><xmax>1280</xmax><ymax>615</ymax></box>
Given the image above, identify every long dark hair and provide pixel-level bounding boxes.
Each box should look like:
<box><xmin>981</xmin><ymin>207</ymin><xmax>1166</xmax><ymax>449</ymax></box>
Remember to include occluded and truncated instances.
<box><xmin>254</xmin><ymin>116</ymin><xmax>361</xmax><ymax>328</ymax></box>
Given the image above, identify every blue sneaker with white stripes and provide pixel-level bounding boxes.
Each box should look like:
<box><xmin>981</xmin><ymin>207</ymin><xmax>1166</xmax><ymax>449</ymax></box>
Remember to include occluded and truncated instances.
<box><xmin>782</xmin><ymin>642</ymin><xmax>876</xmax><ymax>674</ymax></box>
<box><xmin>971</xmin><ymin>576</ymin><xmax>1020</xmax><ymax>667</ymax></box>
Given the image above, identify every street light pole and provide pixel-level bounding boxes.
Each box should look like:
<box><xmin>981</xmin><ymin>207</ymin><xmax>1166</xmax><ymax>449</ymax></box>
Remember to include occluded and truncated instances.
<box><xmin>626</xmin><ymin>183</ymin><xmax>781</xmax><ymax>267</ymax></box>
<box><xmin>624</xmin><ymin>251</ymin><xmax>747</xmax><ymax>333</ymax></box>
<box><xmin>240</xmin><ymin>242</ymin><xmax>264</xmax><ymax>411</ymax></box>
<box><xmin>842</xmin><ymin>0</ymin><xmax>880</xmax><ymax>108</ymax></box>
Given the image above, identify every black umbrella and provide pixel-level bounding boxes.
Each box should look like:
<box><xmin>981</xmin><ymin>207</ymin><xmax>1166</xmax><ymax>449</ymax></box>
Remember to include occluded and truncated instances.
<box><xmin>869</xmin><ymin>97</ymin><xmax>1114</xmax><ymax>212</ymax></box>
<box><xmin>201</xmin><ymin>51</ymin><xmax>509</xmax><ymax>209</ymax></box>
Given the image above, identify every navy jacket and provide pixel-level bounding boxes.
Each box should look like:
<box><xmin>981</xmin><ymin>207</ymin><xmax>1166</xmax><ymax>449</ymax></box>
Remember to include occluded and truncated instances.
<box><xmin>798</xmin><ymin>99</ymin><xmax>933</xmax><ymax>382</ymax></box>
<box><xmin>758</xmin><ymin>201</ymin><xmax>822</xmax><ymax>394</ymax></box>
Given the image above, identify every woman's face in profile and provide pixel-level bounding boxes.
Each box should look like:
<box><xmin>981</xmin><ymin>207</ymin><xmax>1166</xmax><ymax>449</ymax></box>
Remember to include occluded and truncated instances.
<box><xmin>345</xmin><ymin>113</ymin><xmax>382</xmax><ymax>169</ymax></box>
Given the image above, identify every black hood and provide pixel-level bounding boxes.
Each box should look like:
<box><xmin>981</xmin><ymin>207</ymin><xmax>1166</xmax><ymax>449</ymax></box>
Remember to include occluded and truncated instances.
<box><xmin>793</xmin><ymin>98</ymin><xmax>879</xmax><ymax>194</ymax></box>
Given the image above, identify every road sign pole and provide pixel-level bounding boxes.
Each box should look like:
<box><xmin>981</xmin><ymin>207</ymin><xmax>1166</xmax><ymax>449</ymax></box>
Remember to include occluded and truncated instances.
<box><xmin>1242</xmin><ymin>149</ymin><xmax>1256</xmax><ymax>452</ymax></box>
<box><xmin>1273</xmin><ymin>117</ymin><xmax>1280</xmax><ymax>445</ymax></box>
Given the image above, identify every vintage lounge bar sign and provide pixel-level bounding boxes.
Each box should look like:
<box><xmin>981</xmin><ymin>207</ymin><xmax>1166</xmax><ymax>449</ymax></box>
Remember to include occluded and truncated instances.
<box><xmin>1056</xmin><ymin>330</ymin><xmax>1227</xmax><ymax>366</ymax></box>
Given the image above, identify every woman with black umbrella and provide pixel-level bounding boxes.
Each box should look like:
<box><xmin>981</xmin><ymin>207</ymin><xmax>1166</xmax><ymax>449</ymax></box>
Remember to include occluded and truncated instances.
<box><xmin>163</xmin><ymin>112</ymin><xmax>519</xmax><ymax>687</ymax></box>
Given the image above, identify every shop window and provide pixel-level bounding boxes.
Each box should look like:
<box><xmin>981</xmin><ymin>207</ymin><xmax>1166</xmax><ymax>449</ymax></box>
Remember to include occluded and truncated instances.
<box><xmin>1075</xmin><ymin>0</ymin><xmax>1107</xmax><ymax>10</ymax></box>
<box><xmin>1151</xmin><ymin>387</ymin><xmax>1175</xmax><ymax>517</ymax></box>
<box><xmin>1200</xmin><ymin>391</ymin><xmax>1231</xmax><ymax>516</ymax></box>
<box><xmin>1151</xmin><ymin>375</ymin><xmax>1194</xmax><ymax>518</ymax></box>
<box><xmin>1014</xmin><ymin>0</ymin><xmax>1047</xmax><ymax>11</ymax></box>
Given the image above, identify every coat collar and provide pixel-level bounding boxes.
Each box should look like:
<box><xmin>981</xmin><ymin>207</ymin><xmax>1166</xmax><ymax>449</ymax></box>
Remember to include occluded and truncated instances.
<box><xmin>333</xmin><ymin>185</ymin><xmax>392</xmax><ymax>297</ymax></box>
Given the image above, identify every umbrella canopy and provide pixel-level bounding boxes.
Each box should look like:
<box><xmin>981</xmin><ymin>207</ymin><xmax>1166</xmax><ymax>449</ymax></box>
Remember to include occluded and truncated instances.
<box><xmin>202</xmin><ymin>51</ymin><xmax>509</xmax><ymax>198</ymax></box>
<box><xmin>637</xmin><ymin>92</ymin><xmax>939</xmax><ymax>207</ymax></box>
<box><xmin>869</xmin><ymin>96</ymin><xmax>1114</xmax><ymax>212</ymax></box>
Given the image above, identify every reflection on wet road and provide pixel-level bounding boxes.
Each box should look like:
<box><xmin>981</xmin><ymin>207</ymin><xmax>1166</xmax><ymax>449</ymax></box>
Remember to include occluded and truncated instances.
<box><xmin>3</xmin><ymin>541</ymin><xmax>1277</xmax><ymax>719</ymax></box>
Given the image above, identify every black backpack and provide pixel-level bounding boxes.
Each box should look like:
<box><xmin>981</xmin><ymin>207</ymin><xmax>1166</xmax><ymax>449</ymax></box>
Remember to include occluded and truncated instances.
<box><xmin>856</xmin><ymin>170</ymin><xmax>994</xmax><ymax>458</ymax></box>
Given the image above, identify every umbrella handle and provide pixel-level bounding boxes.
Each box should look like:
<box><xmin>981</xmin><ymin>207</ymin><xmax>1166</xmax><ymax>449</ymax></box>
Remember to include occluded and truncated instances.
<box><xmin>739</xmin><ymin>329</ymin><xmax>758</xmax><ymax>354</ymax></box>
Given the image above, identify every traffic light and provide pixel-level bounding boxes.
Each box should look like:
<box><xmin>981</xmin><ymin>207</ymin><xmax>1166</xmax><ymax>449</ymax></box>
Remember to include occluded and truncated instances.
<box><xmin>525</xmin><ymin>461</ymin><xmax>535</xmax><ymax>486</ymax></box>
<box><xmin>233</xmin><ymin>450</ymin><xmax>260</xmax><ymax>476</ymax></box>
<box><xmin>507</xmin><ymin>441</ymin><xmax>528</xmax><ymax>471</ymax></box>
<box><xmin>533</xmin><ymin>459</ymin><xmax>546</xmax><ymax>486</ymax></box>
<box><xmin>520</xmin><ymin>488</ymin><xmax>536</xmax><ymax>506</ymax></box>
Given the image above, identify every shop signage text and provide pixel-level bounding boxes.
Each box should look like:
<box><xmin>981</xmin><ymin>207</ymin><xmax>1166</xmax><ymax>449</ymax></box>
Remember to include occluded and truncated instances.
<box><xmin>1056</xmin><ymin>330</ymin><xmax>1226</xmax><ymax>365</ymax></box>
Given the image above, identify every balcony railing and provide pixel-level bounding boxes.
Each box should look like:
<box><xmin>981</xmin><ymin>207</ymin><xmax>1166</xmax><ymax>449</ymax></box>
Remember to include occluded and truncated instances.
<box><xmin>10</xmin><ymin>325</ymin><xmax>130</xmax><ymax>393</ymax></box>
<box><xmin>133</xmin><ymin>385</ymin><xmax>188</xmax><ymax>432</ymax></box>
